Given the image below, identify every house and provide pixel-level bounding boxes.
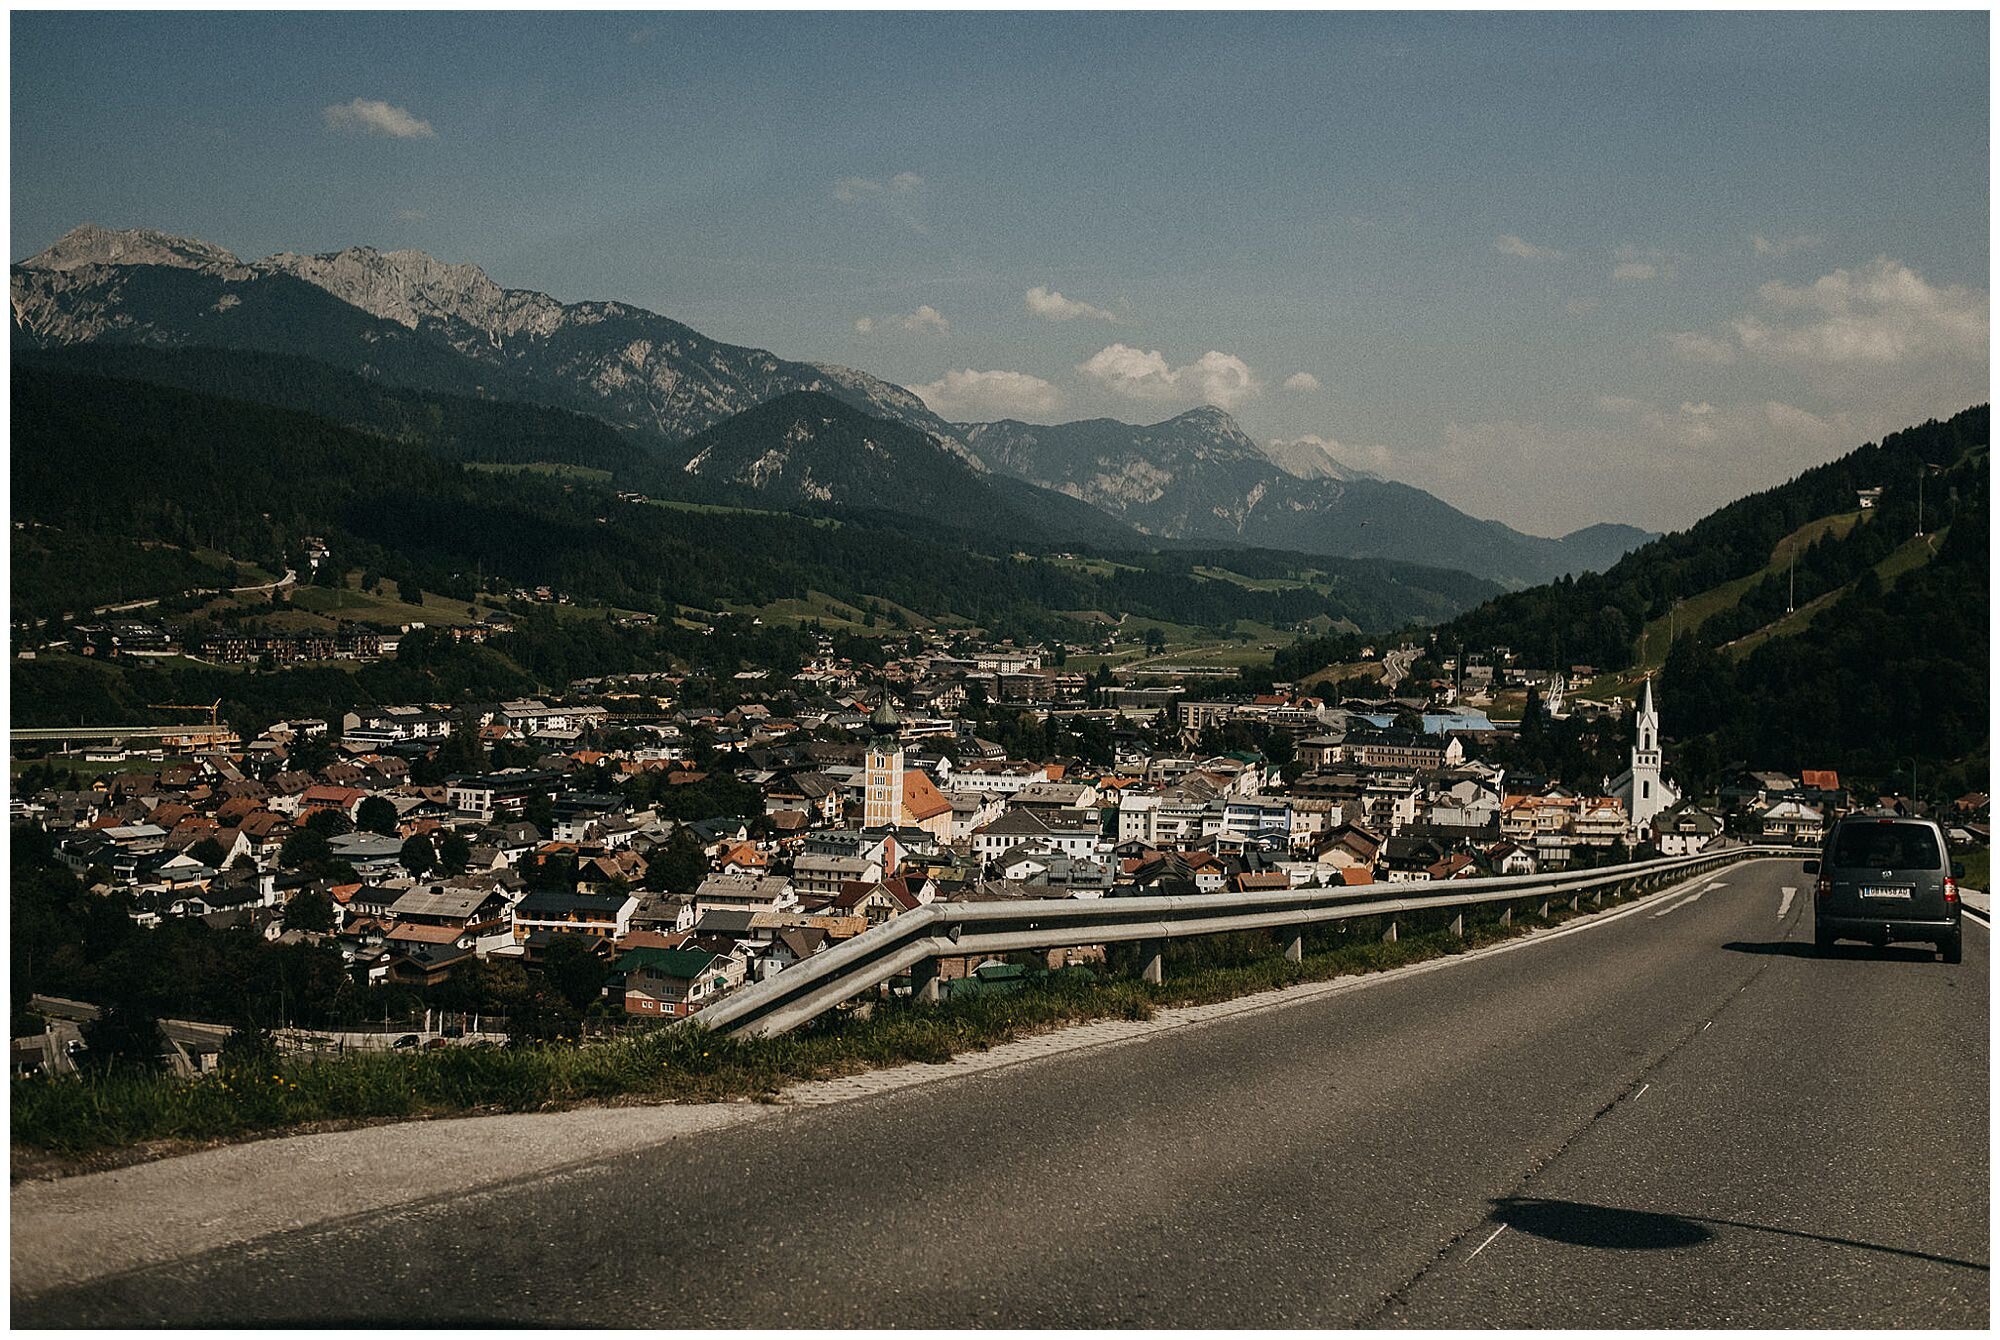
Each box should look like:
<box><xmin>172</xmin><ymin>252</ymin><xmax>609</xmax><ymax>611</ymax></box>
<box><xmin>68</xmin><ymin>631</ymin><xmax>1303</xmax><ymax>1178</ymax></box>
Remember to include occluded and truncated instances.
<box><xmin>1652</xmin><ymin>803</ymin><xmax>1724</xmax><ymax>857</ymax></box>
<box><xmin>618</xmin><ymin>946</ymin><xmax>745</xmax><ymax>1017</ymax></box>
<box><xmin>1487</xmin><ymin>840</ymin><xmax>1537</xmax><ymax>876</ymax></box>
<box><xmin>1757</xmin><ymin>799</ymin><xmax>1825</xmax><ymax>846</ymax></box>
<box><xmin>693</xmin><ymin>874</ymin><xmax>797</xmax><ymax>916</ymax></box>
<box><xmin>511</xmin><ymin>888</ymin><xmax>639</xmax><ymax>942</ymax></box>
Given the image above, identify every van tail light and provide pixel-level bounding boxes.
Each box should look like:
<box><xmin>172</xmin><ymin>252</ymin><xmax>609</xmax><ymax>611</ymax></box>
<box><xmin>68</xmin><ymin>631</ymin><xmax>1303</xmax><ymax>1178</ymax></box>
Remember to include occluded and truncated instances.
<box><xmin>1816</xmin><ymin>876</ymin><xmax>1832</xmax><ymax>900</ymax></box>
<box><xmin>1944</xmin><ymin>877</ymin><xmax>1958</xmax><ymax>904</ymax></box>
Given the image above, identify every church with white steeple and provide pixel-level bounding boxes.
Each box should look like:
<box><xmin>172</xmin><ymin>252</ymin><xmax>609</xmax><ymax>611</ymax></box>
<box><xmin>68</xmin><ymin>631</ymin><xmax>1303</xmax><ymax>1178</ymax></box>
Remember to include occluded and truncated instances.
<box><xmin>1605</xmin><ymin>677</ymin><xmax>1679</xmax><ymax>840</ymax></box>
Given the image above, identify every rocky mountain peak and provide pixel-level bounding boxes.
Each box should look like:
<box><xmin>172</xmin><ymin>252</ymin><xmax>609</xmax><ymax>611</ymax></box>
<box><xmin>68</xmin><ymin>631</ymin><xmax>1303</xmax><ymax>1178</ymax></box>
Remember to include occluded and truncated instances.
<box><xmin>255</xmin><ymin>244</ymin><xmax>560</xmax><ymax>336</ymax></box>
<box><xmin>17</xmin><ymin>223</ymin><xmax>242</xmax><ymax>274</ymax></box>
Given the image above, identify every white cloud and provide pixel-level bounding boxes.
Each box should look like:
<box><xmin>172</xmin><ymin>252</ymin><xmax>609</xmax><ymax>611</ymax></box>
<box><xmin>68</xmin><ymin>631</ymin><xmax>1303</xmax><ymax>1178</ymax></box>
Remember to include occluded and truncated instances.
<box><xmin>832</xmin><ymin>172</ymin><xmax>927</xmax><ymax>232</ymax></box>
<box><xmin>912</xmin><ymin>369</ymin><xmax>1063</xmax><ymax>422</ymax></box>
<box><xmin>1283</xmin><ymin>371</ymin><xmax>1321</xmax><ymax>394</ymax></box>
<box><xmin>853</xmin><ymin>317</ymin><xmax>875</xmax><ymax>335</ymax></box>
<box><xmin>1612</xmin><ymin>243</ymin><xmax>1672</xmax><ymax>282</ymax></box>
<box><xmin>1667</xmin><ymin>330</ymin><xmax>1735</xmax><ymax>364</ymax></box>
<box><xmin>1495</xmin><ymin>234</ymin><xmax>1561</xmax><ymax>260</ymax></box>
<box><xmin>1077</xmin><ymin>343</ymin><xmax>1261</xmax><ymax>410</ymax></box>
<box><xmin>323</xmin><ymin>98</ymin><xmax>435</xmax><ymax>139</ymax></box>
<box><xmin>1730</xmin><ymin>257</ymin><xmax>1987</xmax><ymax>366</ymax></box>
<box><xmin>1025</xmin><ymin>285</ymin><xmax>1117</xmax><ymax>323</ymax></box>
<box><xmin>1670</xmin><ymin>257</ymin><xmax>1987</xmax><ymax>370</ymax></box>
<box><xmin>1752</xmin><ymin>233</ymin><xmax>1822</xmax><ymax>258</ymax></box>
<box><xmin>899</xmin><ymin>304</ymin><xmax>950</xmax><ymax>336</ymax></box>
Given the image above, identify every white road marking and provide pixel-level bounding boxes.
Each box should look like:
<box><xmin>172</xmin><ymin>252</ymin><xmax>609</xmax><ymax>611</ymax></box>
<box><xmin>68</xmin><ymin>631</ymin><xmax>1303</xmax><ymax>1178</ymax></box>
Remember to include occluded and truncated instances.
<box><xmin>1467</xmin><ymin>1225</ymin><xmax>1508</xmax><ymax>1260</ymax></box>
<box><xmin>1652</xmin><ymin>887</ymin><xmax>1709</xmax><ymax>917</ymax></box>
<box><xmin>1778</xmin><ymin>887</ymin><xmax>1796</xmax><ymax>919</ymax></box>
<box><xmin>1633</xmin><ymin>1082</ymin><xmax>1650</xmax><ymax>1100</ymax></box>
<box><xmin>1701</xmin><ymin>1020</ymin><xmax>1712</xmax><ymax>1031</ymax></box>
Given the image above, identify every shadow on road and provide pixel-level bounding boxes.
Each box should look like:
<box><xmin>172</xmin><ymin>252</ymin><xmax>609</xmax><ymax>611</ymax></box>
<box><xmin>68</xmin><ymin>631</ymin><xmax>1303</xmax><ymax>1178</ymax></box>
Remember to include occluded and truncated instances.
<box><xmin>1721</xmin><ymin>941</ymin><xmax>1939</xmax><ymax>962</ymax></box>
<box><xmin>1492</xmin><ymin>1197</ymin><xmax>1711</xmax><ymax>1249</ymax></box>
<box><xmin>1492</xmin><ymin>1197</ymin><xmax>1988</xmax><ymax>1271</ymax></box>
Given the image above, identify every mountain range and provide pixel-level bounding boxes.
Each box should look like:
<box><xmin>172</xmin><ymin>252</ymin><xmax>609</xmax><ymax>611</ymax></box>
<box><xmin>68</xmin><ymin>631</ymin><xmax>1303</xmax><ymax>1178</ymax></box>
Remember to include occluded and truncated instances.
<box><xmin>12</xmin><ymin>224</ymin><xmax>1654</xmax><ymax>587</ymax></box>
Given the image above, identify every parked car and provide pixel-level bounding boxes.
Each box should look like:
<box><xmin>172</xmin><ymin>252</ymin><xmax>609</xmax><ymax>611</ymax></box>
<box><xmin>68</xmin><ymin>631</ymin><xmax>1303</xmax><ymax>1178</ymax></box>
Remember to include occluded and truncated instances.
<box><xmin>391</xmin><ymin>1034</ymin><xmax>420</xmax><ymax>1049</ymax></box>
<box><xmin>1805</xmin><ymin>815</ymin><xmax>1962</xmax><ymax>962</ymax></box>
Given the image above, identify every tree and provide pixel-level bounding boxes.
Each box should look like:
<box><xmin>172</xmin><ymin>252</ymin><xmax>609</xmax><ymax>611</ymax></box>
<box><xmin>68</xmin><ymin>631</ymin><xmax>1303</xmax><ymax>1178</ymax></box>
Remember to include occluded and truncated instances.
<box><xmin>286</xmin><ymin>887</ymin><xmax>335</xmax><ymax>933</ymax></box>
<box><xmin>187</xmin><ymin>836</ymin><xmax>229</xmax><ymax>868</ymax></box>
<box><xmin>399</xmin><ymin>834</ymin><xmax>436</xmax><ymax>878</ymax></box>
<box><xmin>540</xmin><ymin>934</ymin><xmax>610</xmax><ymax>1013</ymax></box>
<box><xmin>436</xmin><ymin>831</ymin><xmax>473</xmax><ymax>876</ymax></box>
<box><xmin>279</xmin><ymin>826</ymin><xmax>333</xmax><ymax>873</ymax></box>
<box><xmin>81</xmin><ymin>1003</ymin><xmax>164</xmax><ymax>1073</ymax></box>
<box><xmin>649</xmin><ymin>826</ymin><xmax>709</xmax><ymax>894</ymax></box>
<box><xmin>355</xmin><ymin>796</ymin><xmax>399</xmax><ymax>836</ymax></box>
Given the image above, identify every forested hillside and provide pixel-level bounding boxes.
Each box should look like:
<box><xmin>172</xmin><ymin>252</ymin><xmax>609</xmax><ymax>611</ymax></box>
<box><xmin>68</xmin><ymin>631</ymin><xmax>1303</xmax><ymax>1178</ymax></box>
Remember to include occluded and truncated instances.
<box><xmin>1440</xmin><ymin>406</ymin><xmax>1987</xmax><ymax>670</ymax></box>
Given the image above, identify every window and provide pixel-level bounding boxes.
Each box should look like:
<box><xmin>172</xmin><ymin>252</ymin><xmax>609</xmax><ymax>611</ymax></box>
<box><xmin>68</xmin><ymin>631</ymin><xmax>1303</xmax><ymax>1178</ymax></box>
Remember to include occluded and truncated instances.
<box><xmin>1641</xmin><ymin>781</ymin><xmax>1650</xmax><ymax>800</ymax></box>
<box><xmin>1832</xmin><ymin>822</ymin><xmax>1940</xmax><ymax>870</ymax></box>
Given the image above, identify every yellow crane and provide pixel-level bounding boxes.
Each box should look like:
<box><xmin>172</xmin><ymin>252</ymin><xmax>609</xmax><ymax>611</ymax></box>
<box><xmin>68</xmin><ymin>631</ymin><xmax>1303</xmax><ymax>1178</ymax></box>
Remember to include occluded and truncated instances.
<box><xmin>146</xmin><ymin>698</ymin><xmax>224</xmax><ymax>728</ymax></box>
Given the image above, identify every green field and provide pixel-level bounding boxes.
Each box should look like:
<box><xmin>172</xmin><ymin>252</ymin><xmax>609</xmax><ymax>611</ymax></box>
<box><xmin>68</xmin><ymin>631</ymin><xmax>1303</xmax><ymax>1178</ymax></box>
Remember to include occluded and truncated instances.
<box><xmin>1190</xmin><ymin>565</ymin><xmax>1338</xmax><ymax>594</ymax></box>
<box><xmin>1631</xmin><ymin>511</ymin><xmax>1864</xmax><ymax>672</ymax></box>
<box><xmin>464</xmin><ymin>461</ymin><xmax>614</xmax><ymax>483</ymax></box>
<box><xmin>1723</xmin><ymin>527</ymin><xmax>1945</xmax><ymax>661</ymax></box>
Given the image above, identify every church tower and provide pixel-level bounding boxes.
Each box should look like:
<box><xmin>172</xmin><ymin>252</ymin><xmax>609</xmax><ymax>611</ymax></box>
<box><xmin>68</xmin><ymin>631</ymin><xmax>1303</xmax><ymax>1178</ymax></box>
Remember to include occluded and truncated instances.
<box><xmin>1628</xmin><ymin>677</ymin><xmax>1669</xmax><ymax>831</ymax></box>
<box><xmin>863</xmin><ymin>698</ymin><xmax>905</xmax><ymax>830</ymax></box>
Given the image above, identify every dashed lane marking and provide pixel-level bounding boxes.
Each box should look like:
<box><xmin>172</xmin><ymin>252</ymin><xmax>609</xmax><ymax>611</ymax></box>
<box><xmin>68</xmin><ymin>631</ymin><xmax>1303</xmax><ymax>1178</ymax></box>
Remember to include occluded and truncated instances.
<box><xmin>1466</xmin><ymin>1225</ymin><xmax>1507</xmax><ymax>1261</ymax></box>
<box><xmin>1779</xmin><ymin>886</ymin><xmax>1796</xmax><ymax>919</ymax></box>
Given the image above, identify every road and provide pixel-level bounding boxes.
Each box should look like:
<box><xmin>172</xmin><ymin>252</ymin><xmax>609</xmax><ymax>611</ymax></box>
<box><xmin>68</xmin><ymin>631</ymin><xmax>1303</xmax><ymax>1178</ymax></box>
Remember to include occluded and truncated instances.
<box><xmin>14</xmin><ymin>858</ymin><xmax>1987</xmax><ymax>1327</ymax></box>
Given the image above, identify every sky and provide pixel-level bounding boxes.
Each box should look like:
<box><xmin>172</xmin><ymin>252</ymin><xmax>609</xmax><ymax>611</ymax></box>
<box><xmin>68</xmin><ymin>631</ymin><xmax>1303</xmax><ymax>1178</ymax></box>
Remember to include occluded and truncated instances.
<box><xmin>11</xmin><ymin>10</ymin><xmax>1990</xmax><ymax>537</ymax></box>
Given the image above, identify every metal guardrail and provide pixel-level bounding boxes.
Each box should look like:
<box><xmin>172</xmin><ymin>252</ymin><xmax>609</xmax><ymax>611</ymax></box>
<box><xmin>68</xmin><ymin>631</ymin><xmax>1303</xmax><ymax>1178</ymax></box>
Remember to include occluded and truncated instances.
<box><xmin>695</xmin><ymin>844</ymin><xmax>1800</xmax><ymax>1039</ymax></box>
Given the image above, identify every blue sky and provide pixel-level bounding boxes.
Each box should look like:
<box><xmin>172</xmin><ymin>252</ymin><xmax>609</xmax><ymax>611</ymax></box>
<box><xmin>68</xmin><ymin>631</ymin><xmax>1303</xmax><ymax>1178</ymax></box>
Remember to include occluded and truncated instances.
<box><xmin>12</xmin><ymin>10</ymin><xmax>1990</xmax><ymax>535</ymax></box>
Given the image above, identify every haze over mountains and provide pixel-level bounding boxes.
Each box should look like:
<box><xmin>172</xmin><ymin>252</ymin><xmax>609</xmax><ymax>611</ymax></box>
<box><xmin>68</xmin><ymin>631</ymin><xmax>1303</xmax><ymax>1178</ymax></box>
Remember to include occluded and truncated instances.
<box><xmin>13</xmin><ymin>224</ymin><xmax>1654</xmax><ymax>588</ymax></box>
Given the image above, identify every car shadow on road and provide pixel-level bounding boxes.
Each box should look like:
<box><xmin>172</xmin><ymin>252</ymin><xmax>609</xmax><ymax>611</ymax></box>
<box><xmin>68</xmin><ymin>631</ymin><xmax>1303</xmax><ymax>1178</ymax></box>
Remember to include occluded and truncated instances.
<box><xmin>1721</xmin><ymin>941</ymin><xmax>1938</xmax><ymax>962</ymax></box>
<box><xmin>1492</xmin><ymin>1198</ymin><xmax>1988</xmax><ymax>1271</ymax></box>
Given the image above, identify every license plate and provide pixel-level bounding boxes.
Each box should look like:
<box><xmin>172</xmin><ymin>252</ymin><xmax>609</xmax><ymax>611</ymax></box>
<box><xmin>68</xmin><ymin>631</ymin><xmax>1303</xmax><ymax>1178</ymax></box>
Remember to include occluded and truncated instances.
<box><xmin>1860</xmin><ymin>885</ymin><xmax>1913</xmax><ymax>899</ymax></box>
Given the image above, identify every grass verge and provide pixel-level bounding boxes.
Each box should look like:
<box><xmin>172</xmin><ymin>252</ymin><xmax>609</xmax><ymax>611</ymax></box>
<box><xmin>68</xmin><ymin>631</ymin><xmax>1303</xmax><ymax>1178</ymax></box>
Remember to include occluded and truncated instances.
<box><xmin>12</xmin><ymin>898</ymin><xmax>1597</xmax><ymax>1167</ymax></box>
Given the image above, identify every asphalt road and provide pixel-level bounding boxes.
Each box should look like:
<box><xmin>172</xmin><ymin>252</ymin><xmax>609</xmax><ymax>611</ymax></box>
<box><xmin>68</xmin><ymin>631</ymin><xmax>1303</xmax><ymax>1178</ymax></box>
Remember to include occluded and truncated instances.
<box><xmin>16</xmin><ymin>858</ymin><xmax>1988</xmax><ymax>1327</ymax></box>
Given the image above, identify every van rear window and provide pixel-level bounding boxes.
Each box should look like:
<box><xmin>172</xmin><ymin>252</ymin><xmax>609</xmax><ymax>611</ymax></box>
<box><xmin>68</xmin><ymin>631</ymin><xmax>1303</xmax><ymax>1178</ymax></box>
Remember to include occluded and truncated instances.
<box><xmin>1832</xmin><ymin>823</ymin><xmax>1942</xmax><ymax>870</ymax></box>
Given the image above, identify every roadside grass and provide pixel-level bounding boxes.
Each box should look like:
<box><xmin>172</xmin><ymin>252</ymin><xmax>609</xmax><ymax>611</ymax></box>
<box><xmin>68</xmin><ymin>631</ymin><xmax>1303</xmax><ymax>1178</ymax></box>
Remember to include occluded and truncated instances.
<box><xmin>1961</xmin><ymin>847</ymin><xmax>1988</xmax><ymax>893</ymax></box>
<box><xmin>11</xmin><ymin>895</ymin><xmax>1598</xmax><ymax>1164</ymax></box>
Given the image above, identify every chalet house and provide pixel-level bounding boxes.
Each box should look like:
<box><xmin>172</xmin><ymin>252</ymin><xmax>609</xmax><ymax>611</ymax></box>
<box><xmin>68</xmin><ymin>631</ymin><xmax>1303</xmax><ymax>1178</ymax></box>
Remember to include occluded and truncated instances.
<box><xmin>1314</xmin><ymin>823</ymin><xmax>1383</xmax><ymax>872</ymax></box>
<box><xmin>618</xmin><ymin>946</ymin><xmax>745</xmax><ymax>1017</ymax></box>
<box><xmin>386</xmin><ymin>884</ymin><xmax>515</xmax><ymax>953</ymax></box>
<box><xmin>1652</xmin><ymin>804</ymin><xmax>1724</xmax><ymax>857</ymax></box>
<box><xmin>1757</xmin><ymin>799</ymin><xmax>1825</xmax><ymax>846</ymax></box>
<box><xmin>753</xmin><ymin>925</ymin><xmax>831</xmax><ymax>980</ymax></box>
<box><xmin>1486</xmin><ymin>840</ymin><xmax>1537</xmax><ymax>876</ymax></box>
<box><xmin>512</xmin><ymin>888</ymin><xmax>639</xmax><ymax>942</ymax></box>
<box><xmin>693</xmin><ymin>874</ymin><xmax>797</xmax><ymax>916</ymax></box>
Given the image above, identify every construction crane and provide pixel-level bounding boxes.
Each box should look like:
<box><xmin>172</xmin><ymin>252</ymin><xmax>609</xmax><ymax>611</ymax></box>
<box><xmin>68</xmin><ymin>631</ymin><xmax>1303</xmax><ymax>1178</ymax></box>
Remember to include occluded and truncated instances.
<box><xmin>146</xmin><ymin>699</ymin><xmax>224</xmax><ymax>727</ymax></box>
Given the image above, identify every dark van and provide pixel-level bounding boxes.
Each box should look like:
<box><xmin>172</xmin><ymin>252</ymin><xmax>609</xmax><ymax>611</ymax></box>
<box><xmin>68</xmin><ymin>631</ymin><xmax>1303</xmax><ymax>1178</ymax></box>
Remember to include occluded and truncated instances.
<box><xmin>1806</xmin><ymin>815</ymin><xmax>1962</xmax><ymax>962</ymax></box>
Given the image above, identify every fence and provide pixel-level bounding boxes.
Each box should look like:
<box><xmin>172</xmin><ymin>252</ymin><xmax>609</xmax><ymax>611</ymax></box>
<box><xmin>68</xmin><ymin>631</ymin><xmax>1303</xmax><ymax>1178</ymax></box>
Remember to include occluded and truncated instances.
<box><xmin>694</xmin><ymin>843</ymin><xmax>1795</xmax><ymax>1040</ymax></box>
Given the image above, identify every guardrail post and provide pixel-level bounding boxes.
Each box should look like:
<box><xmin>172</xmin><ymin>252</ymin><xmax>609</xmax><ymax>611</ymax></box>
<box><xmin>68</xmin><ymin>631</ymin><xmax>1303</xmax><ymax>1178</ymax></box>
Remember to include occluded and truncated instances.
<box><xmin>1591</xmin><ymin>889</ymin><xmax>1603</xmax><ymax>906</ymax></box>
<box><xmin>1499</xmin><ymin>907</ymin><xmax>1512</xmax><ymax>927</ymax></box>
<box><xmin>1383</xmin><ymin>919</ymin><xmax>1398</xmax><ymax>943</ymax></box>
<box><xmin>1449</xmin><ymin>913</ymin><xmax>1464</xmax><ymax>938</ymax></box>
<box><xmin>912</xmin><ymin>958</ymin><xmax>941</xmax><ymax>1004</ymax></box>
<box><xmin>1141</xmin><ymin>945</ymin><xmax>1164</xmax><ymax>984</ymax></box>
<box><xmin>1284</xmin><ymin>933</ymin><xmax>1303</xmax><ymax>963</ymax></box>
<box><xmin>1569</xmin><ymin>893</ymin><xmax>1580</xmax><ymax>912</ymax></box>
<box><xmin>1538</xmin><ymin>899</ymin><xmax>1549</xmax><ymax>919</ymax></box>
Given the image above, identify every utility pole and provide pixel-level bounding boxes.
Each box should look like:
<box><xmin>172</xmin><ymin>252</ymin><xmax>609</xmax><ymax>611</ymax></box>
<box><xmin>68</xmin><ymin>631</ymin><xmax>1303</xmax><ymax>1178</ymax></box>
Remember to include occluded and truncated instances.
<box><xmin>1787</xmin><ymin>551</ymin><xmax>1795</xmax><ymax>615</ymax></box>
